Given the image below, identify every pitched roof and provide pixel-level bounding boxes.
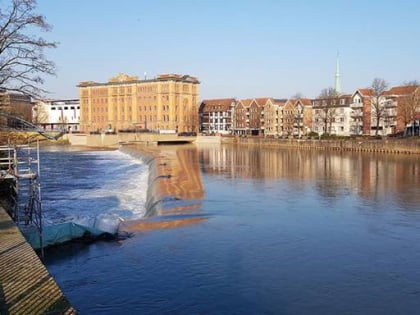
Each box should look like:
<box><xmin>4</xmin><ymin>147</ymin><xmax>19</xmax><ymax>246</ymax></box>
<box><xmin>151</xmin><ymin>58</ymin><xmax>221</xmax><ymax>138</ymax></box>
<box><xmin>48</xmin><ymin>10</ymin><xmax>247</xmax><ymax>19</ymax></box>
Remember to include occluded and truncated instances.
<box><xmin>356</xmin><ymin>88</ymin><xmax>374</xmax><ymax>97</ymax></box>
<box><xmin>254</xmin><ymin>98</ymin><xmax>270</xmax><ymax>106</ymax></box>
<box><xmin>201</xmin><ymin>98</ymin><xmax>235</xmax><ymax>106</ymax></box>
<box><xmin>296</xmin><ymin>98</ymin><xmax>312</xmax><ymax>106</ymax></box>
<box><xmin>200</xmin><ymin>98</ymin><xmax>235</xmax><ymax>112</ymax></box>
<box><xmin>239</xmin><ymin>99</ymin><xmax>254</xmax><ymax>107</ymax></box>
<box><xmin>272</xmin><ymin>99</ymin><xmax>287</xmax><ymax>106</ymax></box>
<box><xmin>384</xmin><ymin>85</ymin><xmax>418</xmax><ymax>96</ymax></box>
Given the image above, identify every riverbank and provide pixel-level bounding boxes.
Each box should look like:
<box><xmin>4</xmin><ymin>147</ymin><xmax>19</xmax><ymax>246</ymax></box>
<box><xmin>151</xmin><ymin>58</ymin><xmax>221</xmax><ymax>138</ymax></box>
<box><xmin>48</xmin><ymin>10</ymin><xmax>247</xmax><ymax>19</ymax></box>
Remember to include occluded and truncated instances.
<box><xmin>223</xmin><ymin>136</ymin><xmax>420</xmax><ymax>154</ymax></box>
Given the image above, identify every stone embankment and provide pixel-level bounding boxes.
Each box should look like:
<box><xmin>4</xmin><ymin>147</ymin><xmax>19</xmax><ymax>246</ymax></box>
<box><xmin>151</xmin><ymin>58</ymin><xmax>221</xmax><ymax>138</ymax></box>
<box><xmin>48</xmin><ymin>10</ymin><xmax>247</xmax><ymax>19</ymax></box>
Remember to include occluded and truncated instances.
<box><xmin>224</xmin><ymin>137</ymin><xmax>420</xmax><ymax>154</ymax></box>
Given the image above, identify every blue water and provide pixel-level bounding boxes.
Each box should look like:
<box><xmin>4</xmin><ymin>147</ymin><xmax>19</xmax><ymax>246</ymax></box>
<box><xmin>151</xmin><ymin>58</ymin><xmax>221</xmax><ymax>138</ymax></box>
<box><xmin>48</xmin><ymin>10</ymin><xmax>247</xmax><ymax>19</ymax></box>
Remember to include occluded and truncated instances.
<box><xmin>43</xmin><ymin>145</ymin><xmax>420</xmax><ymax>314</ymax></box>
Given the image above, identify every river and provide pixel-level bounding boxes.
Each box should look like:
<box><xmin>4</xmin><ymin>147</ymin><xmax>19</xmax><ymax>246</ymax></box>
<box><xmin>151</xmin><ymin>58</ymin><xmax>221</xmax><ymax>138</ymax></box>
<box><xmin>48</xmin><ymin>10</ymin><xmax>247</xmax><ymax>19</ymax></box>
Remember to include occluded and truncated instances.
<box><xmin>43</xmin><ymin>144</ymin><xmax>420</xmax><ymax>314</ymax></box>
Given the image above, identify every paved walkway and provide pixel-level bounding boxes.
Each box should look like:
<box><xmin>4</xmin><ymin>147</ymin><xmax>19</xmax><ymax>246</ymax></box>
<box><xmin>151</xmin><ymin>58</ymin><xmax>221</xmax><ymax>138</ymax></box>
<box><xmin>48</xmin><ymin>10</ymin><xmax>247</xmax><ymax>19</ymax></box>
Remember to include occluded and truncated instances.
<box><xmin>0</xmin><ymin>206</ymin><xmax>76</xmax><ymax>315</ymax></box>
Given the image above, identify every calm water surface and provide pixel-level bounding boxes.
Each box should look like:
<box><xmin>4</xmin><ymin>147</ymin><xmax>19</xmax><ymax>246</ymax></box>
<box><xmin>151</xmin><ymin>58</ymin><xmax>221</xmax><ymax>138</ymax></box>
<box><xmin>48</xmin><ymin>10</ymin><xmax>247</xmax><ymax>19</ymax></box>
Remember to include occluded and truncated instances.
<box><xmin>43</xmin><ymin>145</ymin><xmax>420</xmax><ymax>315</ymax></box>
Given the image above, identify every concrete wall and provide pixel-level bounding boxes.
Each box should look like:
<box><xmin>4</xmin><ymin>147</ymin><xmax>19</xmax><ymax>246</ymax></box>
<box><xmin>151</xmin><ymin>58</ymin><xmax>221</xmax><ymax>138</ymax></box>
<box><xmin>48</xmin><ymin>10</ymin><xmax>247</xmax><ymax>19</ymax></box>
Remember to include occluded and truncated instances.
<box><xmin>233</xmin><ymin>137</ymin><xmax>420</xmax><ymax>154</ymax></box>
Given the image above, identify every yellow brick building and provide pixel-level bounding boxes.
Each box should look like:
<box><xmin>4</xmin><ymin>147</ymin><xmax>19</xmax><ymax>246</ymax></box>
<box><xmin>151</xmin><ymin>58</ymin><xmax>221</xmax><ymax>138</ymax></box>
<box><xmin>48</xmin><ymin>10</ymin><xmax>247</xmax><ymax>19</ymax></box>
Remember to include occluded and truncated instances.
<box><xmin>78</xmin><ymin>73</ymin><xmax>200</xmax><ymax>133</ymax></box>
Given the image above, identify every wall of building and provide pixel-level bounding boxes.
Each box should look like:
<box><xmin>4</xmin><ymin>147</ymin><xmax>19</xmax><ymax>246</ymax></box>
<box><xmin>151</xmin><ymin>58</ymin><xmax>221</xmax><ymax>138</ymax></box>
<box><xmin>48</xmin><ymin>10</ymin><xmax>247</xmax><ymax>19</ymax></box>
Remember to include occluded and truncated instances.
<box><xmin>79</xmin><ymin>74</ymin><xmax>200</xmax><ymax>134</ymax></box>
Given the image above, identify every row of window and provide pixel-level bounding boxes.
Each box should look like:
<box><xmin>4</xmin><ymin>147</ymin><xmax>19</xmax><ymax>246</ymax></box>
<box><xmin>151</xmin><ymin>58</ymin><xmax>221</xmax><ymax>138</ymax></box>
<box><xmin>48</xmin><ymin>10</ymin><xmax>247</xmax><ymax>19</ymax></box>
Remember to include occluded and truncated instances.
<box><xmin>50</xmin><ymin>106</ymin><xmax>79</xmax><ymax>110</ymax></box>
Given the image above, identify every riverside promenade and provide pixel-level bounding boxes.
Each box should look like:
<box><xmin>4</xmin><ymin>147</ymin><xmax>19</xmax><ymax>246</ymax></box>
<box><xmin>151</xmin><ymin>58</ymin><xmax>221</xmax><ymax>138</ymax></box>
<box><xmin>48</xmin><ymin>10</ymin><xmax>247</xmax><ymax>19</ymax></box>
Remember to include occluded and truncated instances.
<box><xmin>0</xmin><ymin>206</ymin><xmax>75</xmax><ymax>315</ymax></box>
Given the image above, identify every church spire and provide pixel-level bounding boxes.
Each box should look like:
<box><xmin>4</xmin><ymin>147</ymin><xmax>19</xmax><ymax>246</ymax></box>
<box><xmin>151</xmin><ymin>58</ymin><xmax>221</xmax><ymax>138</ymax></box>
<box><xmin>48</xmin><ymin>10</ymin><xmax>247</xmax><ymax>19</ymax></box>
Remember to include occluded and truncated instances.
<box><xmin>334</xmin><ymin>52</ymin><xmax>341</xmax><ymax>95</ymax></box>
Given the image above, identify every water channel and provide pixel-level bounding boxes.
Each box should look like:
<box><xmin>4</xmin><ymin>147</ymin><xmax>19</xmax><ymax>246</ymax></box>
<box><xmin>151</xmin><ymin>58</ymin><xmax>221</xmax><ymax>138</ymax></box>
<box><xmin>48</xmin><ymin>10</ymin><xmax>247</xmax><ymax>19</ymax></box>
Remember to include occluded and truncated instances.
<box><xmin>42</xmin><ymin>144</ymin><xmax>420</xmax><ymax>314</ymax></box>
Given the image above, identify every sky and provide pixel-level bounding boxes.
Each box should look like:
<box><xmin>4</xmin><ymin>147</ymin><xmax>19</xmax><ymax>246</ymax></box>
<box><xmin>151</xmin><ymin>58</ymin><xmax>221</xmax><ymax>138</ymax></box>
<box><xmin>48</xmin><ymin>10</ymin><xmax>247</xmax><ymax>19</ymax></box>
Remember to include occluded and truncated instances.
<box><xmin>34</xmin><ymin>0</ymin><xmax>420</xmax><ymax>100</ymax></box>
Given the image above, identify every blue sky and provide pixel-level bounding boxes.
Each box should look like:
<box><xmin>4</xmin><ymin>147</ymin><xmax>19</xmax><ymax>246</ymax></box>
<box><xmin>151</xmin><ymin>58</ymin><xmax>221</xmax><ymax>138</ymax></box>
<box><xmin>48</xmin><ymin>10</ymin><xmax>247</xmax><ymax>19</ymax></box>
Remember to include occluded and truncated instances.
<box><xmin>37</xmin><ymin>0</ymin><xmax>420</xmax><ymax>100</ymax></box>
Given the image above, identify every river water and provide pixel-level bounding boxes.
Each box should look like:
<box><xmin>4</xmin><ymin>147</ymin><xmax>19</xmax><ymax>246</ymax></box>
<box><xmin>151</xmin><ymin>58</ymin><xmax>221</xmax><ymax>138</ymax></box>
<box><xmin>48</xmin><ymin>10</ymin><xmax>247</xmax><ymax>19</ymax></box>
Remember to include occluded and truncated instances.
<box><xmin>43</xmin><ymin>144</ymin><xmax>420</xmax><ymax>315</ymax></box>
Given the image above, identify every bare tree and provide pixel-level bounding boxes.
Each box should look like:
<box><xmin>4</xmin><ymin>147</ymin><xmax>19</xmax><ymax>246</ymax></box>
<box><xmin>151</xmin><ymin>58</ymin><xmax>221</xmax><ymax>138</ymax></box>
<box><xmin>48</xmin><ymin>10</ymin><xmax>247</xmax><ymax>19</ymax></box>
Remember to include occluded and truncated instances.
<box><xmin>370</xmin><ymin>78</ymin><xmax>388</xmax><ymax>136</ymax></box>
<box><xmin>0</xmin><ymin>0</ymin><xmax>57</xmax><ymax>97</ymax></box>
<box><xmin>292</xmin><ymin>92</ymin><xmax>304</xmax><ymax>99</ymax></box>
<box><xmin>32</xmin><ymin>100</ymin><xmax>49</xmax><ymax>125</ymax></box>
<box><xmin>402</xmin><ymin>80</ymin><xmax>419</xmax><ymax>86</ymax></box>
<box><xmin>315</xmin><ymin>87</ymin><xmax>338</xmax><ymax>135</ymax></box>
<box><xmin>397</xmin><ymin>87</ymin><xmax>420</xmax><ymax>134</ymax></box>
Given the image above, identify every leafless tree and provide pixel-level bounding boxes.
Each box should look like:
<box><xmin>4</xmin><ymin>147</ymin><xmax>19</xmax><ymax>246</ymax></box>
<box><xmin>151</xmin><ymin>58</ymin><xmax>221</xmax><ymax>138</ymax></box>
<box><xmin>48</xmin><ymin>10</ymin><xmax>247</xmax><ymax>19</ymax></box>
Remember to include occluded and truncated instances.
<box><xmin>292</xmin><ymin>92</ymin><xmax>304</xmax><ymax>99</ymax></box>
<box><xmin>370</xmin><ymin>78</ymin><xmax>388</xmax><ymax>136</ymax></box>
<box><xmin>397</xmin><ymin>87</ymin><xmax>420</xmax><ymax>134</ymax></box>
<box><xmin>402</xmin><ymin>80</ymin><xmax>419</xmax><ymax>86</ymax></box>
<box><xmin>315</xmin><ymin>87</ymin><xmax>338</xmax><ymax>135</ymax></box>
<box><xmin>32</xmin><ymin>100</ymin><xmax>48</xmax><ymax>124</ymax></box>
<box><xmin>0</xmin><ymin>0</ymin><xmax>57</xmax><ymax>97</ymax></box>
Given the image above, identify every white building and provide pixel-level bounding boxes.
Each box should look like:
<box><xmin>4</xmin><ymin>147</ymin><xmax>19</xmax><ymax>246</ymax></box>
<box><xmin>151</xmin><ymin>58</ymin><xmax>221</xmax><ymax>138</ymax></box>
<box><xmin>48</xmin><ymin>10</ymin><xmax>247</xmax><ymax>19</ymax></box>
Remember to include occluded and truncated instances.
<box><xmin>312</xmin><ymin>95</ymin><xmax>352</xmax><ymax>136</ymax></box>
<box><xmin>33</xmin><ymin>99</ymin><xmax>80</xmax><ymax>132</ymax></box>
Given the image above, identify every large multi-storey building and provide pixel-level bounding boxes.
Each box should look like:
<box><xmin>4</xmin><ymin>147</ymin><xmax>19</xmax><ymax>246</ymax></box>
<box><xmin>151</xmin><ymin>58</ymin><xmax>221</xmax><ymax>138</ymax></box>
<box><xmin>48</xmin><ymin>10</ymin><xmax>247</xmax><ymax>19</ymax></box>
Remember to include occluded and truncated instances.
<box><xmin>232</xmin><ymin>98</ymin><xmax>267</xmax><ymax>136</ymax></box>
<box><xmin>33</xmin><ymin>99</ymin><xmax>80</xmax><ymax>132</ymax></box>
<box><xmin>312</xmin><ymin>94</ymin><xmax>352</xmax><ymax>136</ymax></box>
<box><xmin>350</xmin><ymin>89</ymin><xmax>373</xmax><ymax>135</ymax></box>
<box><xmin>78</xmin><ymin>73</ymin><xmax>200</xmax><ymax>133</ymax></box>
<box><xmin>263</xmin><ymin>99</ymin><xmax>286</xmax><ymax>137</ymax></box>
<box><xmin>199</xmin><ymin>98</ymin><xmax>235</xmax><ymax>135</ymax></box>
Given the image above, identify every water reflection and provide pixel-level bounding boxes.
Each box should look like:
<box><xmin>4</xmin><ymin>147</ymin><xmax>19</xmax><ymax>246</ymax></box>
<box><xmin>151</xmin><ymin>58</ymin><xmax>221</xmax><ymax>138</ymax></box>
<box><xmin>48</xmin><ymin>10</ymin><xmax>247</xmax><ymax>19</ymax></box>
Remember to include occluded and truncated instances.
<box><xmin>121</xmin><ymin>144</ymin><xmax>206</xmax><ymax>233</ymax></box>
<box><xmin>198</xmin><ymin>145</ymin><xmax>420</xmax><ymax>209</ymax></box>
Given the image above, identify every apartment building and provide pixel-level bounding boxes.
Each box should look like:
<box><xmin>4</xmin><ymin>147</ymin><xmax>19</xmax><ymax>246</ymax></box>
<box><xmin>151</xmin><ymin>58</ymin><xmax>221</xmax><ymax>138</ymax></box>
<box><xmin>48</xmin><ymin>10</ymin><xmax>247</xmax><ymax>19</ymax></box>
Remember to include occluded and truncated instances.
<box><xmin>232</xmin><ymin>99</ymin><xmax>250</xmax><ymax>135</ymax></box>
<box><xmin>33</xmin><ymin>99</ymin><xmax>80</xmax><ymax>132</ymax></box>
<box><xmin>78</xmin><ymin>73</ymin><xmax>200</xmax><ymax>133</ymax></box>
<box><xmin>384</xmin><ymin>85</ymin><xmax>419</xmax><ymax>135</ymax></box>
<box><xmin>296</xmin><ymin>98</ymin><xmax>313</xmax><ymax>136</ymax></box>
<box><xmin>350</xmin><ymin>89</ymin><xmax>373</xmax><ymax>135</ymax></box>
<box><xmin>263</xmin><ymin>99</ymin><xmax>286</xmax><ymax>137</ymax></box>
<box><xmin>232</xmin><ymin>98</ymin><xmax>267</xmax><ymax>136</ymax></box>
<box><xmin>350</xmin><ymin>85</ymin><xmax>419</xmax><ymax>136</ymax></box>
<box><xmin>199</xmin><ymin>98</ymin><xmax>235</xmax><ymax>135</ymax></box>
<box><xmin>312</xmin><ymin>94</ymin><xmax>352</xmax><ymax>136</ymax></box>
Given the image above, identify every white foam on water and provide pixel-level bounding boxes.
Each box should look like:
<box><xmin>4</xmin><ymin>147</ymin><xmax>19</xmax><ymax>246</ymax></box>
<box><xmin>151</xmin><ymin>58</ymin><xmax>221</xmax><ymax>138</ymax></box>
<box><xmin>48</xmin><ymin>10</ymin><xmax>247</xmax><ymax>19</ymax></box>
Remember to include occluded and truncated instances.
<box><xmin>41</xmin><ymin>149</ymin><xmax>149</xmax><ymax>234</ymax></box>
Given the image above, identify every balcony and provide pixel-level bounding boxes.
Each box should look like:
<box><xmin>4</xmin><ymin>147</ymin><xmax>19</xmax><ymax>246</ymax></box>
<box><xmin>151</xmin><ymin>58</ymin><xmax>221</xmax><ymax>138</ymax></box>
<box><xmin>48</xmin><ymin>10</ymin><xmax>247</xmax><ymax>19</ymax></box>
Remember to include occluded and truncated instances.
<box><xmin>385</xmin><ymin>101</ymin><xmax>396</xmax><ymax>108</ymax></box>
<box><xmin>350</xmin><ymin>103</ymin><xmax>363</xmax><ymax>108</ymax></box>
<box><xmin>351</xmin><ymin>111</ymin><xmax>363</xmax><ymax>117</ymax></box>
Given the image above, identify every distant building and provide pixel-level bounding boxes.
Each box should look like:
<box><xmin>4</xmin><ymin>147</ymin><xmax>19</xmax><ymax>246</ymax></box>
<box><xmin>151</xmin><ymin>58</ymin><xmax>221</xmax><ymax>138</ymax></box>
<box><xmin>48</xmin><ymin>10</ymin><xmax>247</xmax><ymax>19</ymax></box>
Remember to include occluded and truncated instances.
<box><xmin>383</xmin><ymin>85</ymin><xmax>419</xmax><ymax>135</ymax></box>
<box><xmin>78</xmin><ymin>73</ymin><xmax>200</xmax><ymax>133</ymax></box>
<box><xmin>263</xmin><ymin>99</ymin><xmax>286</xmax><ymax>137</ymax></box>
<box><xmin>312</xmin><ymin>94</ymin><xmax>352</xmax><ymax>136</ymax></box>
<box><xmin>296</xmin><ymin>98</ymin><xmax>313</xmax><ymax>136</ymax></box>
<box><xmin>199</xmin><ymin>98</ymin><xmax>235</xmax><ymax>135</ymax></box>
<box><xmin>350</xmin><ymin>85</ymin><xmax>420</xmax><ymax>136</ymax></box>
<box><xmin>33</xmin><ymin>99</ymin><xmax>80</xmax><ymax>132</ymax></box>
<box><xmin>350</xmin><ymin>89</ymin><xmax>373</xmax><ymax>135</ymax></box>
<box><xmin>0</xmin><ymin>90</ymin><xmax>32</xmax><ymax>122</ymax></box>
<box><xmin>232</xmin><ymin>98</ymin><xmax>267</xmax><ymax>136</ymax></box>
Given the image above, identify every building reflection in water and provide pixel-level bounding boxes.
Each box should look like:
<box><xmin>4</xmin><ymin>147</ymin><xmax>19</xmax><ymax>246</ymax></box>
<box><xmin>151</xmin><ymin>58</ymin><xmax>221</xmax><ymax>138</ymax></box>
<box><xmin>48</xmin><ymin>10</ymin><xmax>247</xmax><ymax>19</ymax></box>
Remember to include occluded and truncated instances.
<box><xmin>198</xmin><ymin>144</ymin><xmax>419</xmax><ymax>209</ymax></box>
<box><xmin>121</xmin><ymin>144</ymin><xmax>206</xmax><ymax>233</ymax></box>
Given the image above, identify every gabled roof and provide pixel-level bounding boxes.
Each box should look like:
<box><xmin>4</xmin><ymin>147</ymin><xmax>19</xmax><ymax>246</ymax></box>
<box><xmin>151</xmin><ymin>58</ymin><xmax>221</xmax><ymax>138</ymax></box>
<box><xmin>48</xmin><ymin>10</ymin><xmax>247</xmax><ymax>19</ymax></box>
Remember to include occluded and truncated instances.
<box><xmin>295</xmin><ymin>98</ymin><xmax>312</xmax><ymax>106</ymax></box>
<box><xmin>239</xmin><ymin>99</ymin><xmax>253</xmax><ymax>107</ymax></box>
<box><xmin>272</xmin><ymin>99</ymin><xmax>287</xmax><ymax>106</ymax></box>
<box><xmin>353</xmin><ymin>88</ymin><xmax>374</xmax><ymax>97</ymax></box>
<box><xmin>284</xmin><ymin>99</ymin><xmax>296</xmax><ymax>108</ymax></box>
<box><xmin>200</xmin><ymin>98</ymin><xmax>235</xmax><ymax>113</ymax></box>
<box><xmin>254</xmin><ymin>98</ymin><xmax>270</xmax><ymax>106</ymax></box>
<box><xmin>201</xmin><ymin>98</ymin><xmax>235</xmax><ymax>106</ymax></box>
